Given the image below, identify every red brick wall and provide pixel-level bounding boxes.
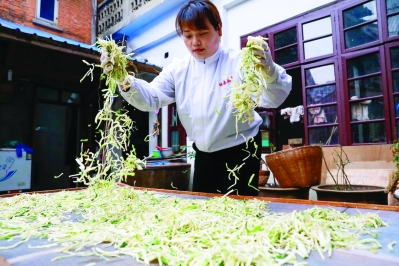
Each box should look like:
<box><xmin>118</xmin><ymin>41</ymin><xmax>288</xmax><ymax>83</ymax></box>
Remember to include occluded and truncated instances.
<box><xmin>0</xmin><ymin>0</ymin><xmax>93</xmax><ymax>44</ymax></box>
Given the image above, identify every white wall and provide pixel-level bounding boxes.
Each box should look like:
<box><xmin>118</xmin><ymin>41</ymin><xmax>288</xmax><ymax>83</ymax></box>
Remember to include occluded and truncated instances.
<box><xmin>137</xmin><ymin>34</ymin><xmax>185</xmax><ymax>69</ymax></box>
<box><xmin>132</xmin><ymin>0</ymin><xmax>336</xmax><ymax>65</ymax></box>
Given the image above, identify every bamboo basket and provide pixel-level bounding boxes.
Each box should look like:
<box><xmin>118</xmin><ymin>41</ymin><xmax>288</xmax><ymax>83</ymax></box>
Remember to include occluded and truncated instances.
<box><xmin>265</xmin><ymin>145</ymin><xmax>322</xmax><ymax>188</ymax></box>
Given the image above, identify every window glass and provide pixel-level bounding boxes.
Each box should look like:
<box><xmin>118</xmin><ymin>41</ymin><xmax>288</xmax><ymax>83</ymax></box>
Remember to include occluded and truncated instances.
<box><xmin>347</xmin><ymin>53</ymin><xmax>380</xmax><ymax>78</ymax></box>
<box><xmin>309</xmin><ymin>126</ymin><xmax>339</xmax><ymax>145</ymax></box>
<box><xmin>303</xmin><ymin>17</ymin><xmax>332</xmax><ymax>40</ymax></box>
<box><xmin>388</xmin><ymin>15</ymin><xmax>399</xmax><ymax>37</ymax></box>
<box><xmin>344</xmin><ymin>1</ymin><xmax>377</xmax><ymax>28</ymax></box>
<box><xmin>259</xmin><ymin>111</ymin><xmax>273</xmax><ymax>129</ymax></box>
<box><xmin>396</xmin><ymin>120</ymin><xmax>399</xmax><ymax>139</ymax></box>
<box><xmin>307</xmin><ymin>85</ymin><xmax>336</xmax><ymax>105</ymax></box>
<box><xmin>261</xmin><ymin>131</ymin><xmax>270</xmax><ymax>148</ymax></box>
<box><xmin>37</xmin><ymin>87</ymin><xmax>58</xmax><ymax>101</ymax></box>
<box><xmin>351</xmin><ymin>121</ymin><xmax>386</xmax><ymax>143</ymax></box>
<box><xmin>348</xmin><ymin>76</ymin><xmax>382</xmax><ymax>98</ymax></box>
<box><xmin>305</xmin><ymin>64</ymin><xmax>335</xmax><ymax>86</ymax></box>
<box><xmin>274</xmin><ymin>27</ymin><xmax>297</xmax><ymax>49</ymax></box>
<box><xmin>275</xmin><ymin>46</ymin><xmax>298</xmax><ymax>65</ymax></box>
<box><xmin>393</xmin><ymin>71</ymin><xmax>399</xmax><ymax>92</ymax></box>
<box><xmin>344</xmin><ymin>22</ymin><xmax>379</xmax><ymax>48</ymax></box>
<box><xmin>387</xmin><ymin>0</ymin><xmax>399</xmax><ymax>14</ymax></box>
<box><xmin>350</xmin><ymin>97</ymin><xmax>384</xmax><ymax>121</ymax></box>
<box><xmin>304</xmin><ymin>36</ymin><xmax>333</xmax><ymax>59</ymax></box>
<box><xmin>391</xmin><ymin>47</ymin><xmax>399</xmax><ymax>69</ymax></box>
<box><xmin>307</xmin><ymin>105</ymin><xmax>337</xmax><ymax>125</ymax></box>
<box><xmin>40</xmin><ymin>0</ymin><xmax>55</xmax><ymax>21</ymax></box>
<box><xmin>62</xmin><ymin>92</ymin><xmax>80</xmax><ymax>104</ymax></box>
<box><xmin>394</xmin><ymin>95</ymin><xmax>399</xmax><ymax>116</ymax></box>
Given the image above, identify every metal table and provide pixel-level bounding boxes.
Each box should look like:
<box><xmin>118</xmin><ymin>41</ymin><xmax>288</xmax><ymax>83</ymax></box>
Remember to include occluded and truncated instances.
<box><xmin>1</xmin><ymin>188</ymin><xmax>399</xmax><ymax>266</ymax></box>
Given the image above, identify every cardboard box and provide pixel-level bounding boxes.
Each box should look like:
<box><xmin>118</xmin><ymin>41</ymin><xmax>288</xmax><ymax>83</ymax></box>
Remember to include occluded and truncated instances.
<box><xmin>288</xmin><ymin>138</ymin><xmax>303</xmax><ymax>145</ymax></box>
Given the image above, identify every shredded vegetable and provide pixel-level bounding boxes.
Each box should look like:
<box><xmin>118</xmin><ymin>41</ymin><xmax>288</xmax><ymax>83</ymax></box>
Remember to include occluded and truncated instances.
<box><xmin>0</xmin><ymin>36</ymin><xmax>393</xmax><ymax>266</ymax></box>
<box><xmin>74</xmin><ymin>36</ymin><xmax>144</xmax><ymax>185</ymax></box>
<box><xmin>0</xmin><ymin>183</ymin><xmax>391</xmax><ymax>265</ymax></box>
<box><xmin>225</xmin><ymin>36</ymin><xmax>269</xmax><ymax>130</ymax></box>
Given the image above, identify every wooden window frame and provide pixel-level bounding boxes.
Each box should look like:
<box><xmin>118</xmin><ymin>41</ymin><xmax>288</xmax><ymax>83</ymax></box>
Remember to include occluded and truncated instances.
<box><xmin>301</xmin><ymin>58</ymin><xmax>342</xmax><ymax>146</ymax></box>
<box><xmin>256</xmin><ymin>108</ymin><xmax>276</xmax><ymax>153</ymax></box>
<box><xmin>270</xmin><ymin>25</ymin><xmax>300</xmax><ymax>68</ymax></box>
<box><xmin>239</xmin><ymin>0</ymin><xmax>399</xmax><ymax>146</ymax></box>
<box><xmin>381</xmin><ymin>0</ymin><xmax>399</xmax><ymax>42</ymax></box>
<box><xmin>338</xmin><ymin>0</ymin><xmax>384</xmax><ymax>54</ymax></box>
<box><xmin>340</xmin><ymin>46</ymin><xmax>391</xmax><ymax>145</ymax></box>
<box><xmin>300</xmin><ymin>13</ymin><xmax>338</xmax><ymax>64</ymax></box>
<box><xmin>385</xmin><ymin>41</ymin><xmax>399</xmax><ymax>139</ymax></box>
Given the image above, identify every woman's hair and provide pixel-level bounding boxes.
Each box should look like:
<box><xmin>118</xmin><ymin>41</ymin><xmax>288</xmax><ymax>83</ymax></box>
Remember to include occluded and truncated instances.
<box><xmin>175</xmin><ymin>0</ymin><xmax>222</xmax><ymax>36</ymax></box>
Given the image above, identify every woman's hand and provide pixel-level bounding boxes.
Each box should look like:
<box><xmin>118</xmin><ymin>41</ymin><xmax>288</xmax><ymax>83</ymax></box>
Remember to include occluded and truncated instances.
<box><xmin>118</xmin><ymin>74</ymin><xmax>134</xmax><ymax>91</ymax></box>
<box><xmin>252</xmin><ymin>39</ymin><xmax>275</xmax><ymax>76</ymax></box>
<box><xmin>100</xmin><ymin>49</ymin><xmax>134</xmax><ymax>91</ymax></box>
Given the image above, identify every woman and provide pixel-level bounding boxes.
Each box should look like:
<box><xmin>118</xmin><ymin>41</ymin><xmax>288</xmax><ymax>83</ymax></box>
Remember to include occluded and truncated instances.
<box><xmin>115</xmin><ymin>0</ymin><xmax>292</xmax><ymax>196</ymax></box>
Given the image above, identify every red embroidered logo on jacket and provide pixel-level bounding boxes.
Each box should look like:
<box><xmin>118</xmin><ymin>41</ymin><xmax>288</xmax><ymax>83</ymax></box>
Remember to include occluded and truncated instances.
<box><xmin>219</xmin><ymin>77</ymin><xmax>233</xmax><ymax>86</ymax></box>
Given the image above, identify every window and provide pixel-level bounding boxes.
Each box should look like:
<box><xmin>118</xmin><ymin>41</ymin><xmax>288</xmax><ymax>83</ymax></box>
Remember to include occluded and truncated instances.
<box><xmin>241</xmin><ymin>0</ymin><xmax>399</xmax><ymax>146</ymax></box>
<box><xmin>386</xmin><ymin>0</ymin><xmax>399</xmax><ymax>38</ymax></box>
<box><xmin>342</xmin><ymin>0</ymin><xmax>379</xmax><ymax>50</ymax></box>
<box><xmin>388</xmin><ymin>43</ymin><xmax>399</xmax><ymax>138</ymax></box>
<box><xmin>274</xmin><ymin>27</ymin><xmax>298</xmax><ymax>66</ymax></box>
<box><xmin>35</xmin><ymin>0</ymin><xmax>59</xmax><ymax>26</ymax></box>
<box><xmin>62</xmin><ymin>92</ymin><xmax>80</xmax><ymax>104</ymax></box>
<box><xmin>257</xmin><ymin>108</ymin><xmax>276</xmax><ymax>153</ymax></box>
<box><xmin>37</xmin><ymin>86</ymin><xmax>81</xmax><ymax>105</ymax></box>
<box><xmin>343</xmin><ymin>49</ymin><xmax>389</xmax><ymax>144</ymax></box>
<box><xmin>302</xmin><ymin>17</ymin><xmax>334</xmax><ymax>59</ymax></box>
<box><xmin>304</xmin><ymin>62</ymin><xmax>339</xmax><ymax>145</ymax></box>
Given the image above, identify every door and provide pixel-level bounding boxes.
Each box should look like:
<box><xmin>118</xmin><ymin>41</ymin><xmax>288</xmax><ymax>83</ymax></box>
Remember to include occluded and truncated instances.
<box><xmin>32</xmin><ymin>103</ymin><xmax>78</xmax><ymax>190</ymax></box>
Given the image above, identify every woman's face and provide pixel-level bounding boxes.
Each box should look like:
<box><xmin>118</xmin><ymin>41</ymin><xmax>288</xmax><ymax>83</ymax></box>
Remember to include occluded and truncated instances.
<box><xmin>181</xmin><ymin>18</ymin><xmax>222</xmax><ymax>59</ymax></box>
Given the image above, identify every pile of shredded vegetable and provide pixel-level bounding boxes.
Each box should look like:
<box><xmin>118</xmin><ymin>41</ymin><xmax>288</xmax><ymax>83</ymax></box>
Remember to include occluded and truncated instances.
<box><xmin>0</xmin><ymin>182</ymin><xmax>393</xmax><ymax>265</ymax></box>
<box><xmin>0</xmin><ymin>37</ymin><xmax>394</xmax><ymax>266</ymax></box>
<box><xmin>226</xmin><ymin>36</ymin><xmax>269</xmax><ymax>128</ymax></box>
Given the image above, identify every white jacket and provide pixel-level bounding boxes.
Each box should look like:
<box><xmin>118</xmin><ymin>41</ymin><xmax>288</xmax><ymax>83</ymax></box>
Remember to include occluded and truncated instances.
<box><xmin>120</xmin><ymin>46</ymin><xmax>292</xmax><ymax>152</ymax></box>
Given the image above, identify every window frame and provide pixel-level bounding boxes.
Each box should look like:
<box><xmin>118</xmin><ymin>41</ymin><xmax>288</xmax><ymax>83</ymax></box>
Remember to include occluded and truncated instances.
<box><xmin>301</xmin><ymin>58</ymin><xmax>343</xmax><ymax>146</ymax></box>
<box><xmin>239</xmin><ymin>0</ymin><xmax>399</xmax><ymax>146</ymax></box>
<box><xmin>385</xmin><ymin>41</ymin><xmax>399</xmax><ymax>139</ymax></box>
<box><xmin>256</xmin><ymin>108</ymin><xmax>277</xmax><ymax>153</ymax></box>
<box><xmin>269</xmin><ymin>24</ymin><xmax>300</xmax><ymax>69</ymax></box>
<box><xmin>381</xmin><ymin>0</ymin><xmax>399</xmax><ymax>42</ymax></box>
<box><xmin>340</xmin><ymin>46</ymin><xmax>391</xmax><ymax>145</ymax></box>
<box><xmin>300</xmin><ymin>10</ymin><xmax>338</xmax><ymax>64</ymax></box>
<box><xmin>338</xmin><ymin>0</ymin><xmax>384</xmax><ymax>54</ymax></box>
<box><xmin>35</xmin><ymin>0</ymin><xmax>59</xmax><ymax>26</ymax></box>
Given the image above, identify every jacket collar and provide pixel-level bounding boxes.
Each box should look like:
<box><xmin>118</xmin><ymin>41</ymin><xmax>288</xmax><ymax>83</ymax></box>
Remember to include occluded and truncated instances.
<box><xmin>192</xmin><ymin>46</ymin><xmax>221</xmax><ymax>65</ymax></box>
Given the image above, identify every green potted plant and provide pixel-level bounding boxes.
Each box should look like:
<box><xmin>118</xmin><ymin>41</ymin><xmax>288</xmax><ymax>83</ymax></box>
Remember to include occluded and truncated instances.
<box><xmin>311</xmin><ymin>145</ymin><xmax>388</xmax><ymax>205</ymax></box>
<box><xmin>385</xmin><ymin>140</ymin><xmax>399</xmax><ymax>203</ymax></box>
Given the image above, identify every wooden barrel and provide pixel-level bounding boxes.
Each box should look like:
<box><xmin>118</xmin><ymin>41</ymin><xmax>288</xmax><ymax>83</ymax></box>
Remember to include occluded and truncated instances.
<box><xmin>124</xmin><ymin>162</ymin><xmax>191</xmax><ymax>191</ymax></box>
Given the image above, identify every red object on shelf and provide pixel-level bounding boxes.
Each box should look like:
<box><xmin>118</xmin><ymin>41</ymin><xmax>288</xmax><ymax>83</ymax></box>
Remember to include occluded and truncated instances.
<box><xmin>8</xmin><ymin>190</ymin><xmax>22</xmax><ymax>194</ymax></box>
<box><xmin>155</xmin><ymin>145</ymin><xmax>168</xmax><ymax>151</ymax></box>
